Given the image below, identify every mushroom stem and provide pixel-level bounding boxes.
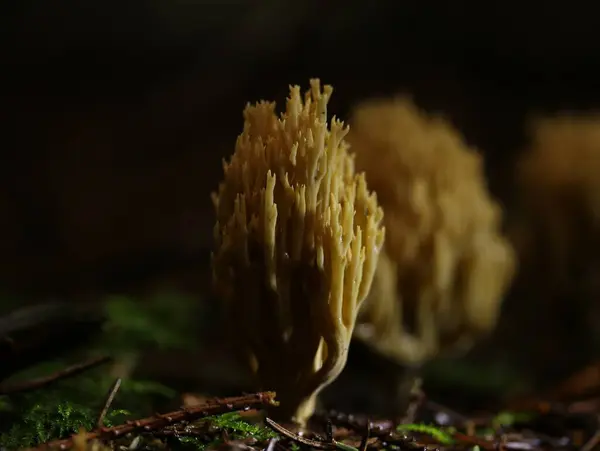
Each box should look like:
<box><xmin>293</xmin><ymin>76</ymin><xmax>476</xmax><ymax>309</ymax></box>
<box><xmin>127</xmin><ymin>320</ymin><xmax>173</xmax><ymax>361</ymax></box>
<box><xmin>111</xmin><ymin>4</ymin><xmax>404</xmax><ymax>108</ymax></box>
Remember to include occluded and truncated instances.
<box><xmin>267</xmin><ymin>390</ymin><xmax>318</xmax><ymax>426</ymax></box>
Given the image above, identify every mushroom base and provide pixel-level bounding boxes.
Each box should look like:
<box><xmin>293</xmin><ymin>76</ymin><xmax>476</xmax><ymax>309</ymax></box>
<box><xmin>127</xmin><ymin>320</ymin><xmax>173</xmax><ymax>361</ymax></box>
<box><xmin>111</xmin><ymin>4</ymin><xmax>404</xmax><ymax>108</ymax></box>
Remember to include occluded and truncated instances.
<box><xmin>266</xmin><ymin>390</ymin><xmax>318</xmax><ymax>427</ymax></box>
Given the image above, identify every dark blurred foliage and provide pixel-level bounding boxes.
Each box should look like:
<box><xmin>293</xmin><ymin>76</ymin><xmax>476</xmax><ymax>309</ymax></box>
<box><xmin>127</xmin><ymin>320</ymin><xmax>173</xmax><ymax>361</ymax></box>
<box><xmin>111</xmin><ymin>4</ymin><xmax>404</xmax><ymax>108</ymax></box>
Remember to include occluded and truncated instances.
<box><xmin>3</xmin><ymin>0</ymin><xmax>600</xmax><ymax>411</ymax></box>
<box><xmin>3</xmin><ymin>0</ymin><xmax>600</xmax><ymax>296</ymax></box>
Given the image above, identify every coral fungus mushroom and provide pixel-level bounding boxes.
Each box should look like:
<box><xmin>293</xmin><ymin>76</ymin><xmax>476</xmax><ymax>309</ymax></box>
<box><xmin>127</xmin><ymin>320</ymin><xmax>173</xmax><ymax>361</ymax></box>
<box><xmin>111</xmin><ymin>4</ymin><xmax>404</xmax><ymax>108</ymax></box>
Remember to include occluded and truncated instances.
<box><xmin>211</xmin><ymin>79</ymin><xmax>385</xmax><ymax>425</ymax></box>
<box><xmin>347</xmin><ymin>97</ymin><xmax>516</xmax><ymax>366</ymax></box>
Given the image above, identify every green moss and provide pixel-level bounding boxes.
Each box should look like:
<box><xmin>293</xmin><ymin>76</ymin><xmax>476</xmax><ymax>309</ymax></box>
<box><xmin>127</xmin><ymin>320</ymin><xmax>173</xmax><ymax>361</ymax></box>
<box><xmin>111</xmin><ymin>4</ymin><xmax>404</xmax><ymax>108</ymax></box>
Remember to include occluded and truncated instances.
<box><xmin>0</xmin><ymin>291</ymin><xmax>199</xmax><ymax>449</ymax></box>
<box><xmin>163</xmin><ymin>413</ymin><xmax>278</xmax><ymax>451</ymax></box>
<box><xmin>397</xmin><ymin>423</ymin><xmax>456</xmax><ymax>445</ymax></box>
<box><xmin>0</xmin><ymin>391</ymin><xmax>279</xmax><ymax>450</ymax></box>
<box><xmin>99</xmin><ymin>291</ymin><xmax>203</xmax><ymax>355</ymax></box>
<box><xmin>0</xmin><ymin>367</ymin><xmax>175</xmax><ymax>449</ymax></box>
<box><xmin>208</xmin><ymin>412</ymin><xmax>277</xmax><ymax>441</ymax></box>
<box><xmin>0</xmin><ymin>398</ymin><xmax>130</xmax><ymax>449</ymax></box>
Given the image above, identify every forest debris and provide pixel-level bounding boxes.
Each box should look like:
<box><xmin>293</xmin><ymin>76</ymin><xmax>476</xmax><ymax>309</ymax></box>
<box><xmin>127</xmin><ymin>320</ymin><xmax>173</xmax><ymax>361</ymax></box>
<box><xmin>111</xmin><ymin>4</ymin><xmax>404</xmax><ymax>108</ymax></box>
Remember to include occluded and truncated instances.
<box><xmin>264</xmin><ymin>417</ymin><xmax>370</xmax><ymax>451</ymax></box>
<box><xmin>27</xmin><ymin>391</ymin><xmax>278</xmax><ymax>451</ymax></box>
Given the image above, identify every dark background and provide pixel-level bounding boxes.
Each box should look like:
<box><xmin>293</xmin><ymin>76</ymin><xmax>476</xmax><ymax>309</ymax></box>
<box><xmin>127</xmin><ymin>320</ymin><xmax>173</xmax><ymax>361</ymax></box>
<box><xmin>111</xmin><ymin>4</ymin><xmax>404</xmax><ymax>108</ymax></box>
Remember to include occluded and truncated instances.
<box><xmin>3</xmin><ymin>0</ymin><xmax>599</xmax><ymax>299</ymax></box>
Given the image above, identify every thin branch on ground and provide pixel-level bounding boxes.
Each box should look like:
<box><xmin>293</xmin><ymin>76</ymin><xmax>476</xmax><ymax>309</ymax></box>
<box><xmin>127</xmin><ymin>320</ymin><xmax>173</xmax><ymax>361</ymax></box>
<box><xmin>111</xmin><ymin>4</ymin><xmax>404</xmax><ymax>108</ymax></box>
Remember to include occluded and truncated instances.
<box><xmin>0</xmin><ymin>355</ymin><xmax>112</xmax><ymax>395</ymax></box>
<box><xmin>96</xmin><ymin>377</ymin><xmax>122</xmax><ymax>428</ymax></box>
<box><xmin>265</xmin><ymin>417</ymin><xmax>336</xmax><ymax>450</ymax></box>
<box><xmin>27</xmin><ymin>391</ymin><xmax>278</xmax><ymax>451</ymax></box>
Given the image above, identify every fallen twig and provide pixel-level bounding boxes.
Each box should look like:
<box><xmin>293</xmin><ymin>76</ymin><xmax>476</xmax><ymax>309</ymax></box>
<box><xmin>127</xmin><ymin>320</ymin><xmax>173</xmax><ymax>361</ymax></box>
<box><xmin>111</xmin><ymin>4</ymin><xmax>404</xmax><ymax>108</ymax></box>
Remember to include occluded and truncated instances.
<box><xmin>324</xmin><ymin>416</ymin><xmax>371</xmax><ymax>451</ymax></box>
<box><xmin>28</xmin><ymin>391</ymin><xmax>278</xmax><ymax>451</ymax></box>
<box><xmin>358</xmin><ymin>421</ymin><xmax>371</xmax><ymax>451</ymax></box>
<box><xmin>265</xmin><ymin>417</ymin><xmax>334</xmax><ymax>450</ymax></box>
<box><xmin>265</xmin><ymin>417</ymin><xmax>363</xmax><ymax>451</ymax></box>
<box><xmin>321</xmin><ymin>411</ymin><xmax>394</xmax><ymax>437</ymax></box>
<box><xmin>581</xmin><ymin>430</ymin><xmax>600</xmax><ymax>451</ymax></box>
<box><xmin>580</xmin><ymin>414</ymin><xmax>600</xmax><ymax>451</ymax></box>
<box><xmin>265</xmin><ymin>437</ymin><xmax>279</xmax><ymax>451</ymax></box>
<box><xmin>0</xmin><ymin>355</ymin><xmax>112</xmax><ymax>395</ymax></box>
<box><xmin>96</xmin><ymin>377</ymin><xmax>122</xmax><ymax>428</ymax></box>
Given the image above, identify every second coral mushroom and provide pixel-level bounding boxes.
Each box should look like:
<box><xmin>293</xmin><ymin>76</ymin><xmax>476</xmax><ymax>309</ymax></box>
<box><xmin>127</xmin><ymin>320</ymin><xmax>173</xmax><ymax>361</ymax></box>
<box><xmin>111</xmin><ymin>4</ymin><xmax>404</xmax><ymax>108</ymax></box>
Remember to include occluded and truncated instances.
<box><xmin>347</xmin><ymin>97</ymin><xmax>516</xmax><ymax>366</ymax></box>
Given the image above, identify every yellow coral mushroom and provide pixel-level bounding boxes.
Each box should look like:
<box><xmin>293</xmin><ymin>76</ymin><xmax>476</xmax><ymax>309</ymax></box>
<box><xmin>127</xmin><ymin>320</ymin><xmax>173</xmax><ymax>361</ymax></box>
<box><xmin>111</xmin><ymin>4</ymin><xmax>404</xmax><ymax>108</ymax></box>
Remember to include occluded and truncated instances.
<box><xmin>212</xmin><ymin>79</ymin><xmax>385</xmax><ymax>425</ymax></box>
<box><xmin>347</xmin><ymin>97</ymin><xmax>515</xmax><ymax>365</ymax></box>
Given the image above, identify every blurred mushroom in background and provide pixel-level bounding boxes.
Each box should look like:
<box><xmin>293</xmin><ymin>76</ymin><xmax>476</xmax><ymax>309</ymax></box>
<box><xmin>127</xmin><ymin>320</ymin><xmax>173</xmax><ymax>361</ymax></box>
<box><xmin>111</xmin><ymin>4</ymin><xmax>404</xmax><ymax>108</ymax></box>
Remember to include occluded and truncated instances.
<box><xmin>211</xmin><ymin>79</ymin><xmax>385</xmax><ymax>426</ymax></box>
<box><xmin>346</xmin><ymin>97</ymin><xmax>515</xmax><ymax>382</ymax></box>
<box><xmin>518</xmin><ymin>115</ymin><xmax>600</xmax><ymax>287</ymax></box>
<box><xmin>514</xmin><ymin>115</ymin><xmax>600</xmax><ymax>374</ymax></box>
